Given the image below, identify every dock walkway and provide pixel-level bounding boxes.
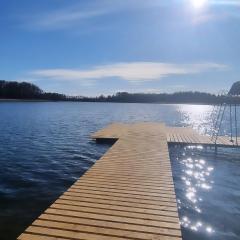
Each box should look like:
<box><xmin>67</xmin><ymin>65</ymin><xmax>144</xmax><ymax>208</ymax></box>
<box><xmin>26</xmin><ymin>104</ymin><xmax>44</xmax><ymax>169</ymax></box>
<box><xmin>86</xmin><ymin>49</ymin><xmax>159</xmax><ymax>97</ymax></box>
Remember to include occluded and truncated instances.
<box><xmin>18</xmin><ymin>123</ymin><xmax>182</xmax><ymax>240</ymax></box>
<box><xmin>18</xmin><ymin>122</ymin><xmax>240</xmax><ymax>239</ymax></box>
<box><xmin>93</xmin><ymin>123</ymin><xmax>240</xmax><ymax>148</ymax></box>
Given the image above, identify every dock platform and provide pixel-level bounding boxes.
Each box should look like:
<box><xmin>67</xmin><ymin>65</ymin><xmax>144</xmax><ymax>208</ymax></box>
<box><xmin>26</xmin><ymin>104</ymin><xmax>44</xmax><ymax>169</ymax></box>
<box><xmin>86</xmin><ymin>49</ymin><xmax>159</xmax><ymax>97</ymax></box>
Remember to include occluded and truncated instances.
<box><xmin>18</xmin><ymin>122</ymin><xmax>239</xmax><ymax>240</ymax></box>
<box><xmin>93</xmin><ymin>123</ymin><xmax>240</xmax><ymax>148</ymax></box>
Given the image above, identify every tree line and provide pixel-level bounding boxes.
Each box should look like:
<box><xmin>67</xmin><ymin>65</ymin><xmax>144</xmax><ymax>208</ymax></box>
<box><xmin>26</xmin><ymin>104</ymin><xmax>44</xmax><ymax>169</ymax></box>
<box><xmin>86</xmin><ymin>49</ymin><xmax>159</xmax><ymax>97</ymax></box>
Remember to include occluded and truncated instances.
<box><xmin>0</xmin><ymin>80</ymin><xmax>66</xmax><ymax>100</ymax></box>
<box><xmin>80</xmin><ymin>91</ymin><xmax>240</xmax><ymax>104</ymax></box>
<box><xmin>1</xmin><ymin>79</ymin><xmax>240</xmax><ymax>104</ymax></box>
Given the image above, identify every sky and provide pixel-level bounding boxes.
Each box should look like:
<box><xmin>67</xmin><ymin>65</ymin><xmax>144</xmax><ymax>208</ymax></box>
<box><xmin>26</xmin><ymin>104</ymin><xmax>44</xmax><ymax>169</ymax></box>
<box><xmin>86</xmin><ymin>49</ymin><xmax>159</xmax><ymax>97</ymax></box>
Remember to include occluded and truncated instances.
<box><xmin>1</xmin><ymin>0</ymin><xmax>240</xmax><ymax>96</ymax></box>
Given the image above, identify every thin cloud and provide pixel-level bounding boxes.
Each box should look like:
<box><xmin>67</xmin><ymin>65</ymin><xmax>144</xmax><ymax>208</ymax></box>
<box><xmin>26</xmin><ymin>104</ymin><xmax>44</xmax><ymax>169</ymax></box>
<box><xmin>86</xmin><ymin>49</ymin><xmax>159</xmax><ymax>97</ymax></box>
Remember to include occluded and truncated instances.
<box><xmin>21</xmin><ymin>1</ymin><xmax>184</xmax><ymax>31</ymax></box>
<box><xmin>31</xmin><ymin>62</ymin><xmax>228</xmax><ymax>83</ymax></box>
<box><xmin>23</xmin><ymin>0</ymin><xmax>151</xmax><ymax>31</ymax></box>
<box><xmin>21</xmin><ymin>0</ymin><xmax>240</xmax><ymax>31</ymax></box>
<box><xmin>26</xmin><ymin>8</ymin><xmax>108</xmax><ymax>30</ymax></box>
<box><xmin>211</xmin><ymin>0</ymin><xmax>240</xmax><ymax>6</ymax></box>
<box><xmin>23</xmin><ymin>0</ymin><xmax>126</xmax><ymax>31</ymax></box>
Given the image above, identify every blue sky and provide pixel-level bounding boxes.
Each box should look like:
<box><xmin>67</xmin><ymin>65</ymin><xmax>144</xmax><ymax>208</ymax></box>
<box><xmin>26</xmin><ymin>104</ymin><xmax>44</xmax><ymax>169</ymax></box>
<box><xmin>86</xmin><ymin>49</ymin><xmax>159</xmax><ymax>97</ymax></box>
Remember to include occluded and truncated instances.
<box><xmin>1</xmin><ymin>0</ymin><xmax>240</xmax><ymax>96</ymax></box>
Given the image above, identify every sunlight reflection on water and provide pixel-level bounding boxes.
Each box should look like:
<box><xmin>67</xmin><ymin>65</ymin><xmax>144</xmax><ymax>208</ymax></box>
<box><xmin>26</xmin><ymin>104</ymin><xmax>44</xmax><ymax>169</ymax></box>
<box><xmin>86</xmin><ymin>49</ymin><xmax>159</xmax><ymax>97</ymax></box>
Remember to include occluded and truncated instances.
<box><xmin>170</xmin><ymin>145</ymin><xmax>240</xmax><ymax>240</ymax></box>
<box><xmin>180</xmin><ymin>149</ymin><xmax>214</xmax><ymax>234</ymax></box>
<box><xmin>172</xmin><ymin>146</ymin><xmax>216</xmax><ymax>238</ymax></box>
<box><xmin>177</xmin><ymin>105</ymin><xmax>213</xmax><ymax>134</ymax></box>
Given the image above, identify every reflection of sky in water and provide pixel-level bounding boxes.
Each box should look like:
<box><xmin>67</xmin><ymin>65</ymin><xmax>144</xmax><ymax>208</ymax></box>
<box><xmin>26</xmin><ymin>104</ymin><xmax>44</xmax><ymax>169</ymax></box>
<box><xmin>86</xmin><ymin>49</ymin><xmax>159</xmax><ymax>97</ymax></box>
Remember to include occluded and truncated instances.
<box><xmin>170</xmin><ymin>146</ymin><xmax>240</xmax><ymax>240</ymax></box>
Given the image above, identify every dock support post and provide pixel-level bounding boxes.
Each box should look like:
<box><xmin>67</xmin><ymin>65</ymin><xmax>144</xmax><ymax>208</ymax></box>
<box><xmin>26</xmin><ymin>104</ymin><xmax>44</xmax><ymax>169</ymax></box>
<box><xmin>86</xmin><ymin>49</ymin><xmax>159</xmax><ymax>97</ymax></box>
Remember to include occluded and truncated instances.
<box><xmin>214</xmin><ymin>144</ymin><xmax>218</xmax><ymax>154</ymax></box>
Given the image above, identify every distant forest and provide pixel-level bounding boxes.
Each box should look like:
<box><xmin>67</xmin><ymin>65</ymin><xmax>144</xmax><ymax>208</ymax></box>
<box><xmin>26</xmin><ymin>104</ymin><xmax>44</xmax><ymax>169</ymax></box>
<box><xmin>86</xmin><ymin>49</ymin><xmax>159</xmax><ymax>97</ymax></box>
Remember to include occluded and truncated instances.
<box><xmin>0</xmin><ymin>80</ymin><xmax>66</xmax><ymax>101</ymax></box>
<box><xmin>1</xmin><ymin>80</ymin><xmax>240</xmax><ymax>104</ymax></box>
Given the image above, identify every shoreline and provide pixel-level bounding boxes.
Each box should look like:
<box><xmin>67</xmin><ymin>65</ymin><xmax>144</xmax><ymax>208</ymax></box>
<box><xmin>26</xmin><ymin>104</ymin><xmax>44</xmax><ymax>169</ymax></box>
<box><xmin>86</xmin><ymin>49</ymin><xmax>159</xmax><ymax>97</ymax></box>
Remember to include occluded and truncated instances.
<box><xmin>0</xmin><ymin>99</ymin><xmax>54</xmax><ymax>102</ymax></box>
<box><xmin>0</xmin><ymin>98</ymin><xmax>216</xmax><ymax>105</ymax></box>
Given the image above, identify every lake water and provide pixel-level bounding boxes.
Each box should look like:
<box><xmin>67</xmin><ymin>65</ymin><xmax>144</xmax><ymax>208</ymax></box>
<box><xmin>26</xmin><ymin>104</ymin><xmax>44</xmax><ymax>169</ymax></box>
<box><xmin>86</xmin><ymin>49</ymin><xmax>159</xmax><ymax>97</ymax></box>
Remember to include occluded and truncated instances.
<box><xmin>0</xmin><ymin>102</ymin><xmax>239</xmax><ymax>240</ymax></box>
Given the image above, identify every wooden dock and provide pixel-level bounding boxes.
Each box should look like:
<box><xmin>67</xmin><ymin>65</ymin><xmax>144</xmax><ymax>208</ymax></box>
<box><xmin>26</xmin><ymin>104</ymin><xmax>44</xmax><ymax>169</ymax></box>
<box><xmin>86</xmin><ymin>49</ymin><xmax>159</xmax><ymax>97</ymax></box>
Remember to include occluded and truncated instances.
<box><xmin>18</xmin><ymin>122</ymin><xmax>239</xmax><ymax>240</ymax></box>
<box><xmin>18</xmin><ymin>123</ymin><xmax>182</xmax><ymax>240</ymax></box>
<box><xmin>93</xmin><ymin>123</ymin><xmax>240</xmax><ymax>148</ymax></box>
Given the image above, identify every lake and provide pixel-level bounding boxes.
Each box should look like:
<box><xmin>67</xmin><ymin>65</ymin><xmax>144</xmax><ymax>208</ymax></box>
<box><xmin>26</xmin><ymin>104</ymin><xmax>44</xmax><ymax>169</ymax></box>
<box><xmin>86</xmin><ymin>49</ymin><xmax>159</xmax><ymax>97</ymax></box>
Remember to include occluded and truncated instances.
<box><xmin>0</xmin><ymin>102</ymin><xmax>239</xmax><ymax>240</ymax></box>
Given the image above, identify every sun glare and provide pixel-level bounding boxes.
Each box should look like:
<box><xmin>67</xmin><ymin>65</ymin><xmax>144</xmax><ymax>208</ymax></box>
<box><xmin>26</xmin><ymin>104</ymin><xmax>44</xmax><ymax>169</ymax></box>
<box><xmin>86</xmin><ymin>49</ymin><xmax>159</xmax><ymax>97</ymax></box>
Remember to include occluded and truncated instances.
<box><xmin>191</xmin><ymin>0</ymin><xmax>208</xmax><ymax>9</ymax></box>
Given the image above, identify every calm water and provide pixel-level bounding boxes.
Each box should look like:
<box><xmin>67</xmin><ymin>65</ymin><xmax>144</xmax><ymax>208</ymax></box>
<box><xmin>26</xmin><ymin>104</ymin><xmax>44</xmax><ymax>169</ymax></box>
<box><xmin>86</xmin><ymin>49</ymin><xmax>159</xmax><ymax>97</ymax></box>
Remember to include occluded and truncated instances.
<box><xmin>0</xmin><ymin>102</ymin><xmax>239</xmax><ymax>240</ymax></box>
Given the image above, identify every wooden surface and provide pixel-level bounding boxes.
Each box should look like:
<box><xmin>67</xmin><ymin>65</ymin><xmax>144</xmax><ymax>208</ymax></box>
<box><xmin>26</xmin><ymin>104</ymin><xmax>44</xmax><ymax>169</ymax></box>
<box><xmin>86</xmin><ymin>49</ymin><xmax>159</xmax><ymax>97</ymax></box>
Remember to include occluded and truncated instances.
<box><xmin>93</xmin><ymin>123</ymin><xmax>240</xmax><ymax>148</ymax></box>
<box><xmin>18</xmin><ymin>123</ymin><xmax>182</xmax><ymax>240</ymax></box>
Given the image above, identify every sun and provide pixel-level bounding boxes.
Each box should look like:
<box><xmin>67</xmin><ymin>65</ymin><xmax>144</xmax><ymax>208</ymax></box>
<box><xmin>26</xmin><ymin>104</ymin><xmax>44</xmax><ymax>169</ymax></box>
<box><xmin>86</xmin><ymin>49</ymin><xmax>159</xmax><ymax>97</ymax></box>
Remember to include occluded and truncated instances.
<box><xmin>191</xmin><ymin>0</ymin><xmax>208</xmax><ymax>9</ymax></box>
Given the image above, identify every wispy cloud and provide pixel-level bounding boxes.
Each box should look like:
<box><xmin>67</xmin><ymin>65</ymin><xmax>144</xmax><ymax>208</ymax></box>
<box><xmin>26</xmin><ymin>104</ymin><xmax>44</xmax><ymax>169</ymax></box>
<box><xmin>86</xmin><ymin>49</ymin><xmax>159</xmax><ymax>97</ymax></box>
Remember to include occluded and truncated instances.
<box><xmin>23</xmin><ymin>0</ymin><xmax>160</xmax><ymax>31</ymax></box>
<box><xmin>211</xmin><ymin>0</ymin><xmax>240</xmax><ymax>6</ymax></box>
<box><xmin>25</xmin><ymin>7</ymin><xmax>109</xmax><ymax>31</ymax></box>
<box><xmin>30</xmin><ymin>62</ymin><xmax>228</xmax><ymax>83</ymax></box>
<box><xmin>35</xmin><ymin>10</ymin><xmax>107</xmax><ymax>30</ymax></box>
<box><xmin>20</xmin><ymin>0</ymin><xmax>240</xmax><ymax>31</ymax></box>
<box><xmin>22</xmin><ymin>0</ymin><xmax>203</xmax><ymax>31</ymax></box>
<box><xmin>23</xmin><ymin>0</ymin><xmax>129</xmax><ymax>31</ymax></box>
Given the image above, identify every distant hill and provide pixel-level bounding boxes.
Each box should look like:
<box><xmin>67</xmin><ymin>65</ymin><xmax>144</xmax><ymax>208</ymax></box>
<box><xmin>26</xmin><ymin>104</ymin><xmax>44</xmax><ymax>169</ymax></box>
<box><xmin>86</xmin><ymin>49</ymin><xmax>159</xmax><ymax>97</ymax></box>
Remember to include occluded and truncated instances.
<box><xmin>1</xmin><ymin>79</ymin><xmax>240</xmax><ymax>104</ymax></box>
<box><xmin>229</xmin><ymin>81</ymin><xmax>240</xmax><ymax>95</ymax></box>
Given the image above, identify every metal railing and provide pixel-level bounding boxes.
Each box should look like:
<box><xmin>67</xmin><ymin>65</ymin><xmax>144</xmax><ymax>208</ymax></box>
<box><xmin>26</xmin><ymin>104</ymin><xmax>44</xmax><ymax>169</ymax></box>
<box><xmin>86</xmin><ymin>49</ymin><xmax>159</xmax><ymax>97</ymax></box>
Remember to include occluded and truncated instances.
<box><xmin>211</xmin><ymin>91</ymin><xmax>239</xmax><ymax>146</ymax></box>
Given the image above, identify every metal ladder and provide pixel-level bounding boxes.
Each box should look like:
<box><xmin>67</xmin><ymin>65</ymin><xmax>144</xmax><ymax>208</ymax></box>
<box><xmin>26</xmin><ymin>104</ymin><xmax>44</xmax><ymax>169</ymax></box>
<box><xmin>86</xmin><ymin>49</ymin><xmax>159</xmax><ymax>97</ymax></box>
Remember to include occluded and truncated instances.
<box><xmin>211</xmin><ymin>103</ymin><xmax>238</xmax><ymax>146</ymax></box>
<box><xmin>211</xmin><ymin>104</ymin><xmax>226</xmax><ymax>144</ymax></box>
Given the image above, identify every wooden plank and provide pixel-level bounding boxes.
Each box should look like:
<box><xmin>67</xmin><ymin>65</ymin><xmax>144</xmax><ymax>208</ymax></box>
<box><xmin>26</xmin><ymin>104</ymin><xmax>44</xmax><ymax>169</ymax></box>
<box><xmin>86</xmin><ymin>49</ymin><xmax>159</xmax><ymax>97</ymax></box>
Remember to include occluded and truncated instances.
<box><xmin>63</xmin><ymin>192</ymin><xmax>178</xmax><ymax>207</ymax></box>
<box><xmin>33</xmin><ymin>219</ymin><xmax>181</xmax><ymax>240</ymax></box>
<box><xmin>39</xmin><ymin>214</ymin><xmax>181</xmax><ymax>236</ymax></box>
<box><xmin>60</xmin><ymin>195</ymin><xmax>178</xmax><ymax>211</ymax></box>
<box><xmin>74</xmin><ymin>180</ymin><xmax>175</xmax><ymax>191</ymax></box>
<box><xmin>45</xmin><ymin>208</ymin><xmax>181</xmax><ymax>229</ymax></box>
<box><xmin>71</xmin><ymin>183</ymin><xmax>175</xmax><ymax>195</ymax></box>
<box><xmin>55</xmin><ymin>199</ymin><xmax>178</xmax><ymax>216</ymax></box>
